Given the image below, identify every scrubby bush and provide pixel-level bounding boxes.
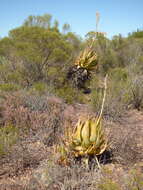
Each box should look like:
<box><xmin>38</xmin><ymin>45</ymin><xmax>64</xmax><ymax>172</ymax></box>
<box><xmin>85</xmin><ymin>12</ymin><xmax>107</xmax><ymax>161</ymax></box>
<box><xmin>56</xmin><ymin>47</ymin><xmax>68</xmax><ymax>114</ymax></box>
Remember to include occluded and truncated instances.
<box><xmin>0</xmin><ymin>124</ymin><xmax>18</xmax><ymax>156</ymax></box>
<box><xmin>0</xmin><ymin>91</ymin><xmax>66</xmax><ymax>177</ymax></box>
<box><xmin>1</xmin><ymin>91</ymin><xmax>65</xmax><ymax>144</ymax></box>
<box><xmin>90</xmin><ymin>68</ymin><xmax>131</xmax><ymax>120</ymax></box>
<box><xmin>98</xmin><ymin>179</ymin><xmax>121</xmax><ymax>190</ymax></box>
<box><xmin>127</xmin><ymin>168</ymin><xmax>143</xmax><ymax>190</ymax></box>
<box><xmin>31</xmin><ymin>82</ymin><xmax>48</xmax><ymax>95</ymax></box>
<box><xmin>0</xmin><ymin>83</ymin><xmax>20</xmax><ymax>92</ymax></box>
<box><xmin>55</xmin><ymin>85</ymin><xmax>85</xmax><ymax>104</ymax></box>
<box><xmin>130</xmin><ymin>75</ymin><xmax>143</xmax><ymax>110</ymax></box>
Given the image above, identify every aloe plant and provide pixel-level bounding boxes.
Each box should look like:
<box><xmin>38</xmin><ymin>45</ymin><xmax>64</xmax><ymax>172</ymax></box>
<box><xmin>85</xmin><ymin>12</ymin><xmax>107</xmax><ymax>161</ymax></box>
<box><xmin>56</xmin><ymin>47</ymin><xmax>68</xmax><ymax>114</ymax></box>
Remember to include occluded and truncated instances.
<box><xmin>58</xmin><ymin>75</ymin><xmax>108</xmax><ymax>167</ymax></box>
<box><xmin>71</xmin><ymin>116</ymin><xmax>107</xmax><ymax>157</ymax></box>
<box><xmin>67</xmin><ymin>47</ymin><xmax>98</xmax><ymax>91</ymax></box>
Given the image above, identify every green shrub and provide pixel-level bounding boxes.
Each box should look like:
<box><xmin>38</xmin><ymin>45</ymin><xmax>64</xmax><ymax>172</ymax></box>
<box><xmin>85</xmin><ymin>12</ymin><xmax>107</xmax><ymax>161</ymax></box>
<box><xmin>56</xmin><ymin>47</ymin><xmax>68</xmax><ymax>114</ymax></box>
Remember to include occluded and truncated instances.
<box><xmin>98</xmin><ymin>179</ymin><xmax>121</xmax><ymax>190</ymax></box>
<box><xmin>7</xmin><ymin>72</ymin><xmax>22</xmax><ymax>83</ymax></box>
<box><xmin>127</xmin><ymin>168</ymin><xmax>143</xmax><ymax>190</ymax></box>
<box><xmin>0</xmin><ymin>56</ymin><xmax>8</xmax><ymax>65</ymax></box>
<box><xmin>0</xmin><ymin>124</ymin><xmax>18</xmax><ymax>156</ymax></box>
<box><xmin>90</xmin><ymin>69</ymin><xmax>131</xmax><ymax>120</ymax></box>
<box><xmin>0</xmin><ymin>83</ymin><xmax>20</xmax><ymax>92</ymax></box>
<box><xmin>105</xmin><ymin>70</ymin><xmax>131</xmax><ymax>119</ymax></box>
<box><xmin>130</xmin><ymin>75</ymin><xmax>143</xmax><ymax>110</ymax></box>
<box><xmin>31</xmin><ymin>82</ymin><xmax>47</xmax><ymax>95</ymax></box>
<box><xmin>55</xmin><ymin>85</ymin><xmax>85</xmax><ymax>104</ymax></box>
<box><xmin>109</xmin><ymin>67</ymin><xmax>128</xmax><ymax>81</ymax></box>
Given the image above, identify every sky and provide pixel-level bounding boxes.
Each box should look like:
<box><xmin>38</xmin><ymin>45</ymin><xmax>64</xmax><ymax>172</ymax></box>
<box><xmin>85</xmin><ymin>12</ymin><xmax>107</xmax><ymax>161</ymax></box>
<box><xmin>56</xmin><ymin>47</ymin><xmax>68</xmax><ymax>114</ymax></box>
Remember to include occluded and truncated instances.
<box><xmin>0</xmin><ymin>0</ymin><xmax>143</xmax><ymax>39</ymax></box>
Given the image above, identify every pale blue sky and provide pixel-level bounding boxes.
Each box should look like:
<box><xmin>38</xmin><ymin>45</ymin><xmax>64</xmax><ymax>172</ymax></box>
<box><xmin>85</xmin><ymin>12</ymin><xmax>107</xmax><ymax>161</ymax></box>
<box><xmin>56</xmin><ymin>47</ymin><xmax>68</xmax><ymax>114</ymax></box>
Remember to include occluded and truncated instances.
<box><xmin>0</xmin><ymin>0</ymin><xmax>143</xmax><ymax>39</ymax></box>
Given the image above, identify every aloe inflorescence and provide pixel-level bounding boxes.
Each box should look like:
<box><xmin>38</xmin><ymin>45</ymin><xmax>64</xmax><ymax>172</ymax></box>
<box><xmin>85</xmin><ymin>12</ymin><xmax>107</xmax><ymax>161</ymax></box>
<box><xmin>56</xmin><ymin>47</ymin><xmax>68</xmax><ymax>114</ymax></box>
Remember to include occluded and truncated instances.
<box><xmin>74</xmin><ymin>47</ymin><xmax>98</xmax><ymax>71</ymax></box>
<box><xmin>67</xmin><ymin>47</ymin><xmax>98</xmax><ymax>92</ymax></box>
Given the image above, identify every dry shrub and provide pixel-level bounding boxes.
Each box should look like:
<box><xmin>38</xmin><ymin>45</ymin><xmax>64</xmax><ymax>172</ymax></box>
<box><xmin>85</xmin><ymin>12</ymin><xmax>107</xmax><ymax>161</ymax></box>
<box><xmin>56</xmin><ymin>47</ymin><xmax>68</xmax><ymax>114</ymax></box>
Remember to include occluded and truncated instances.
<box><xmin>0</xmin><ymin>124</ymin><xmax>18</xmax><ymax>156</ymax></box>
<box><xmin>25</xmin><ymin>154</ymin><xmax>143</xmax><ymax>190</ymax></box>
<box><xmin>90</xmin><ymin>68</ymin><xmax>131</xmax><ymax>121</ymax></box>
<box><xmin>1</xmin><ymin>91</ymin><xmax>65</xmax><ymax>143</ymax></box>
<box><xmin>0</xmin><ymin>90</ymin><xmax>92</xmax><ymax>179</ymax></box>
<box><xmin>0</xmin><ymin>89</ymin><xmax>142</xmax><ymax>189</ymax></box>
<box><xmin>0</xmin><ymin>184</ymin><xmax>24</xmax><ymax>190</ymax></box>
<box><xmin>0</xmin><ymin>91</ymin><xmax>67</xmax><ymax>178</ymax></box>
<box><xmin>0</xmin><ymin>140</ymin><xmax>48</xmax><ymax>178</ymax></box>
<box><xmin>108</xmin><ymin>111</ymin><xmax>143</xmax><ymax>166</ymax></box>
<box><xmin>130</xmin><ymin>75</ymin><xmax>143</xmax><ymax>110</ymax></box>
<box><xmin>27</xmin><ymin>157</ymin><xmax>102</xmax><ymax>190</ymax></box>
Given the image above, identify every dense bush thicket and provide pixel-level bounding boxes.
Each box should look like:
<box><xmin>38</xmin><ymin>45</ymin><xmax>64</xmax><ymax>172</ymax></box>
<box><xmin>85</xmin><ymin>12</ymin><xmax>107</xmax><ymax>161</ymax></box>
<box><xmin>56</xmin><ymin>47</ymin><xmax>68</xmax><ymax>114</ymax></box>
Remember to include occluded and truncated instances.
<box><xmin>0</xmin><ymin>14</ymin><xmax>143</xmax><ymax>112</ymax></box>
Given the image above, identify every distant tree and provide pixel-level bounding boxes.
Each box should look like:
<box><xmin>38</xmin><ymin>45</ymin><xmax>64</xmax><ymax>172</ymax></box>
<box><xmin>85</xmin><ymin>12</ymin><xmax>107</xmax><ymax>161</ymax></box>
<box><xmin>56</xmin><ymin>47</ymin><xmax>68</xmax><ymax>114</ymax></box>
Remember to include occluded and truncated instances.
<box><xmin>85</xmin><ymin>31</ymin><xmax>97</xmax><ymax>44</ymax></box>
<box><xmin>23</xmin><ymin>14</ymin><xmax>52</xmax><ymax>29</ymax></box>
<box><xmin>7</xmin><ymin>26</ymin><xmax>72</xmax><ymax>83</ymax></box>
<box><xmin>62</xmin><ymin>23</ymin><xmax>71</xmax><ymax>34</ymax></box>
<box><xmin>0</xmin><ymin>14</ymin><xmax>82</xmax><ymax>87</ymax></box>
<box><xmin>128</xmin><ymin>29</ymin><xmax>143</xmax><ymax>38</ymax></box>
<box><xmin>53</xmin><ymin>19</ymin><xmax>59</xmax><ymax>31</ymax></box>
<box><xmin>64</xmin><ymin>32</ymin><xmax>82</xmax><ymax>55</ymax></box>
